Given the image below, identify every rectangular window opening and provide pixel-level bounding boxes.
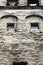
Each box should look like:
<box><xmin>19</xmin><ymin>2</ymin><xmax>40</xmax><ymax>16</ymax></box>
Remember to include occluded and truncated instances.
<box><xmin>31</xmin><ymin>23</ymin><xmax>39</xmax><ymax>29</ymax></box>
<box><xmin>27</xmin><ymin>0</ymin><xmax>39</xmax><ymax>6</ymax></box>
<box><xmin>13</xmin><ymin>62</ymin><xmax>27</xmax><ymax>65</ymax></box>
<box><xmin>7</xmin><ymin>23</ymin><xmax>14</xmax><ymax>30</ymax></box>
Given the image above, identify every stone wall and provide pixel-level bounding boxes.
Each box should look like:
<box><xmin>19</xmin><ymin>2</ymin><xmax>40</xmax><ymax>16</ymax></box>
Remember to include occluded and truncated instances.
<box><xmin>0</xmin><ymin>0</ymin><xmax>7</xmax><ymax>6</ymax></box>
<box><xmin>0</xmin><ymin>9</ymin><xmax>43</xmax><ymax>65</ymax></box>
<box><xmin>0</xmin><ymin>0</ymin><xmax>43</xmax><ymax>6</ymax></box>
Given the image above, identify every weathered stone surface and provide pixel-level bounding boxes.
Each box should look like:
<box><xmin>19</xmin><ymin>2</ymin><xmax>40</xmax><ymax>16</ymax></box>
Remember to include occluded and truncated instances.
<box><xmin>0</xmin><ymin>9</ymin><xmax>43</xmax><ymax>65</ymax></box>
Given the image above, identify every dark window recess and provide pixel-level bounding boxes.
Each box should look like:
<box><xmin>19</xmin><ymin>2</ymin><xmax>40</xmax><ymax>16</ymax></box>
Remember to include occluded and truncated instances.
<box><xmin>6</xmin><ymin>0</ymin><xmax>18</xmax><ymax>6</ymax></box>
<box><xmin>27</xmin><ymin>0</ymin><xmax>39</xmax><ymax>6</ymax></box>
<box><xmin>13</xmin><ymin>62</ymin><xmax>27</xmax><ymax>65</ymax></box>
<box><xmin>7</xmin><ymin>23</ymin><xmax>14</xmax><ymax>29</ymax></box>
<box><xmin>31</xmin><ymin>23</ymin><xmax>39</xmax><ymax>29</ymax></box>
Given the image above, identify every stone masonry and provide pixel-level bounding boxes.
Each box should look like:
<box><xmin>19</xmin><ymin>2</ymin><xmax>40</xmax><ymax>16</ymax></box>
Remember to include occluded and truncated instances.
<box><xmin>0</xmin><ymin>9</ymin><xmax>43</xmax><ymax>65</ymax></box>
<box><xmin>0</xmin><ymin>0</ymin><xmax>43</xmax><ymax>65</ymax></box>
